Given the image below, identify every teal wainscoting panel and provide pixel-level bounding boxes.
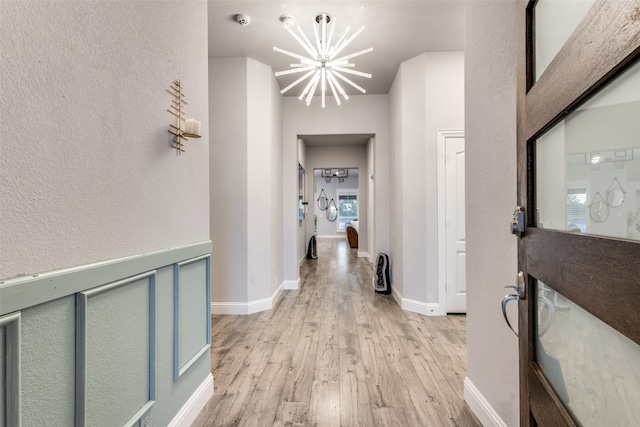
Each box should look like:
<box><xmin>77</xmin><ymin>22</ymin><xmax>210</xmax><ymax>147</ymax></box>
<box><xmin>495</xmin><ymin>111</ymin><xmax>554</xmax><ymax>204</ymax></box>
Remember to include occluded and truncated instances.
<box><xmin>21</xmin><ymin>296</ymin><xmax>76</xmax><ymax>426</ymax></box>
<box><xmin>0</xmin><ymin>312</ymin><xmax>20</xmax><ymax>427</ymax></box>
<box><xmin>0</xmin><ymin>241</ymin><xmax>212</xmax><ymax>316</ymax></box>
<box><xmin>0</xmin><ymin>325</ymin><xmax>4</xmax><ymax>425</ymax></box>
<box><xmin>173</xmin><ymin>255</ymin><xmax>211</xmax><ymax>381</ymax></box>
<box><xmin>76</xmin><ymin>272</ymin><xmax>156</xmax><ymax>427</ymax></box>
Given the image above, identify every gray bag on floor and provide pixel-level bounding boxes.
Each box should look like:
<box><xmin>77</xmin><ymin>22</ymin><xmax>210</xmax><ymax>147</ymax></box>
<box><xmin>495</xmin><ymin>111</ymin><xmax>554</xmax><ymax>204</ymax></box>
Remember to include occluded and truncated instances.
<box><xmin>374</xmin><ymin>252</ymin><xmax>391</xmax><ymax>294</ymax></box>
<box><xmin>306</xmin><ymin>235</ymin><xmax>318</xmax><ymax>259</ymax></box>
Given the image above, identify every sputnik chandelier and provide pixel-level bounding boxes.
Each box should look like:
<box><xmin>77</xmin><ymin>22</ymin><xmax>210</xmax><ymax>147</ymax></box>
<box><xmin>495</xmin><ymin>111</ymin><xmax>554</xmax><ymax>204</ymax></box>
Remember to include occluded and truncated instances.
<box><xmin>274</xmin><ymin>13</ymin><xmax>372</xmax><ymax>107</ymax></box>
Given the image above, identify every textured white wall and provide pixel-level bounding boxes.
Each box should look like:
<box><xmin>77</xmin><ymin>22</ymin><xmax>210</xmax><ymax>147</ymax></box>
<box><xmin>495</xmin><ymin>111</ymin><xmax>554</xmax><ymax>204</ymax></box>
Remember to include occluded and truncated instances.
<box><xmin>366</xmin><ymin>138</ymin><xmax>375</xmax><ymax>259</ymax></box>
<box><xmin>388</xmin><ymin>52</ymin><xmax>464</xmax><ymax>306</ymax></box>
<box><xmin>424</xmin><ymin>52</ymin><xmax>465</xmax><ymax>303</ymax></box>
<box><xmin>465</xmin><ymin>2</ymin><xmax>519</xmax><ymax>425</ymax></box>
<box><xmin>247</xmin><ymin>58</ymin><xmax>273</xmax><ymax>301</ymax></box>
<box><xmin>0</xmin><ymin>1</ymin><xmax>209</xmax><ymax>280</ymax></box>
<box><xmin>209</xmin><ymin>57</ymin><xmax>248</xmax><ymax>302</ymax></box>
<box><xmin>389</xmin><ymin>69</ymin><xmax>404</xmax><ymax>296</ymax></box>
<box><xmin>209</xmin><ymin>57</ymin><xmax>283</xmax><ymax>303</ymax></box>
<box><xmin>270</xmin><ymin>66</ymin><xmax>284</xmax><ymax>296</ymax></box>
<box><xmin>283</xmin><ymin>95</ymin><xmax>390</xmax><ymax>284</ymax></box>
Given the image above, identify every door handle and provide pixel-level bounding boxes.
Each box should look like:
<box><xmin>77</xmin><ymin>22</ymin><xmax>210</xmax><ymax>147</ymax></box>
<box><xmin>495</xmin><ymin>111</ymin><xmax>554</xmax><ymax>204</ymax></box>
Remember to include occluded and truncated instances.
<box><xmin>502</xmin><ymin>271</ymin><xmax>526</xmax><ymax>336</ymax></box>
<box><xmin>502</xmin><ymin>294</ymin><xmax>519</xmax><ymax>336</ymax></box>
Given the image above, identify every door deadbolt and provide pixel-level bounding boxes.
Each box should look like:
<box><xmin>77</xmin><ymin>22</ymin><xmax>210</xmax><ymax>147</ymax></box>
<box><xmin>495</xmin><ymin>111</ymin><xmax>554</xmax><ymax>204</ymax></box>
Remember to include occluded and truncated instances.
<box><xmin>511</xmin><ymin>206</ymin><xmax>525</xmax><ymax>237</ymax></box>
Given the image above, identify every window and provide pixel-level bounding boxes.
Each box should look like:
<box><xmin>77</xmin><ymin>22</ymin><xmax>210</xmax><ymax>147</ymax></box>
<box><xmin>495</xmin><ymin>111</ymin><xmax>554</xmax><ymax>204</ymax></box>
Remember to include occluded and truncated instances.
<box><xmin>337</xmin><ymin>189</ymin><xmax>358</xmax><ymax>231</ymax></box>
<box><xmin>567</xmin><ymin>186</ymin><xmax>587</xmax><ymax>233</ymax></box>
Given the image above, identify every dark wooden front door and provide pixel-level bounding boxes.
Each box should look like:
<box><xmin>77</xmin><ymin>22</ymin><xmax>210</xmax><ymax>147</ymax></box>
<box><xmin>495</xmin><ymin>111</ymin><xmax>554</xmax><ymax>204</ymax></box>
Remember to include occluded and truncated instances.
<box><xmin>515</xmin><ymin>1</ymin><xmax>640</xmax><ymax>425</ymax></box>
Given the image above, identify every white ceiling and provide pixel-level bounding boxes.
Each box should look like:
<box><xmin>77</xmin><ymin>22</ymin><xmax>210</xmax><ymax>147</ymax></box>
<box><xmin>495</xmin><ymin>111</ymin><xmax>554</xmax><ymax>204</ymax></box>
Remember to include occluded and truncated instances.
<box><xmin>208</xmin><ymin>1</ymin><xmax>465</xmax><ymax>97</ymax></box>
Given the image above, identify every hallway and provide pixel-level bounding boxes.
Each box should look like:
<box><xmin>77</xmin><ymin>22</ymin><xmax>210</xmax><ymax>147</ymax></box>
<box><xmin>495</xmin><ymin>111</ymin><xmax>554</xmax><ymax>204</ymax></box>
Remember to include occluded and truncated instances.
<box><xmin>193</xmin><ymin>238</ymin><xmax>480</xmax><ymax>426</ymax></box>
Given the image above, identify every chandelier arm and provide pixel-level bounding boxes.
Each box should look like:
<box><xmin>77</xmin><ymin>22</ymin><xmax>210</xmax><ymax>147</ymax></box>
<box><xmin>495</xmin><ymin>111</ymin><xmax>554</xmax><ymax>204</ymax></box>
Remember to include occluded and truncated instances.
<box><xmin>327</xmin><ymin>71</ymin><xmax>349</xmax><ymax>100</ymax></box>
<box><xmin>326</xmin><ymin>72</ymin><xmax>341</xmax><ymax>105</ymax></box>
<box><xmin>274</xmin><ymin>47</ymin><xmax>320</xmax><ymax>67</ymax></box>
<box><xmin>329</xmin><ymin>26</ymin><xmax>365</xmax><ymax>60</ymax></box>
<box><xmin>305</xmin><ymin>73</ymin><xmax>321</xmax><ymax>105</ymax></box>
<box><xmin>326</xmin><ymin>17</ymin><xmax>335</xmax><ymax>57</ymax></box>
<box><xmin>329</xmin><ymin>27</ymin><xmax>350</xmax><ymax>58</ymax></box>
<box><xmin>275</xmin><ymin>65</ymin><xmax>316</xmax><ymax>77</ymax></box>
<box><xmin>321</xmin><ymin>68</ymin><xmax>326</xmax><ymax>108</ymax></box>
<box><xmin>280</xmin><ymin>69</ymin><xmax>316</xmax><ymax>94</ymax></box>
<box><xmin>286</xmin><ymin>27</ymin><xmax>318</xmax><ymax>59</ymax></box>
<box><xmin>313</xmin><ymin>22</ymin><xmax>322</xmax><ymax>59</ymax></box>
<box><xmin>332</xmin><ymin>70</ymin><xmax>367</xmax><ymax>93</ymax></box>
<box><xmin>297</xmin><ymin>27</ymin><xmax>318</xmax><ymax>59</ymax></box>
<box><xmin>299</xmin><ymin>70</ymin><xmax>320</xmax><ymax>100</ymax></box>
<box><xmin>331</xmin><ymin>66</ymin><xmax>372</xmax><ymax>79</ymax></box>
<box><xmin>321</xmin><ymin>13</ymin><xmax>328</xmax><ymax>57</ymax></box>
<box><xmin>331</xmin><ymin>47</ymin><xmax>373</xmax><ymax>64</ymax></box>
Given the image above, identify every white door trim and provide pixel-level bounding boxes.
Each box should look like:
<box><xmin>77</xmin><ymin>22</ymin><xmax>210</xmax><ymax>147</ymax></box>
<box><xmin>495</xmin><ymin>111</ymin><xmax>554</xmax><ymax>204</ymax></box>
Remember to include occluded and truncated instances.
<box><xmin>437</xmin><ymin>130</ymin><xmax>465</xmax><ymax>315</ymax></box>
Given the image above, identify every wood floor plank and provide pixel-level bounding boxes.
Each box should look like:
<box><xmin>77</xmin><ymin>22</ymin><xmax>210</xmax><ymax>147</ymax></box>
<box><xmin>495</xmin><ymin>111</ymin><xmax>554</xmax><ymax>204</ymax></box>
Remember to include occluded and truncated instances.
<box><xmin>192</xmin><ymin>238</ymin><xmax>481</xmax><ymax>427</ymax></box>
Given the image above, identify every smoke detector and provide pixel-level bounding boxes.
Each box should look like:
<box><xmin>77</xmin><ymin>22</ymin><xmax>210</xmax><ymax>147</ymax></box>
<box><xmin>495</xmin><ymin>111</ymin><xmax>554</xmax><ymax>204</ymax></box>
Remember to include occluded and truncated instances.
<box><xmin>279</xmin><ymin>15</ymin><xmax>295</xmax><ymax>28</ymax></box>
<box><xmin>235</xmin><ymin>14</ymin><xmax>251</xmax><ymax>27</ymax></box>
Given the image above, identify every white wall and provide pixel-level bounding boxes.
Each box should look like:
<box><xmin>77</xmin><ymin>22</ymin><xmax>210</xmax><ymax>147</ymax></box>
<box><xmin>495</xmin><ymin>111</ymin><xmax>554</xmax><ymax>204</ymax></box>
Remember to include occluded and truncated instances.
<box><xmin>388</xmin><ymin>52</ymin><xmax>464</xmax><ymax>312</ymax></box>
<box><xmin>0</xmin><ymin>0</ymin><xmax>209</xmax><ymax>279</ymax></box>
<box><xmin>389</xmin><ymin>62</ymin><xmax>405</xmax><ymax>297</ymax></box>
<box><xmin>209</xmin><ymin>58</ymin><xmax>249</xmax><ymax>303</ymax></box>
<box><xmin>1</xmin><ymin>2</ymin><xmax>211</xmax><ymax>425</ymax></box>
<box><xmin>247</xmin><ymin>58</ymin><xmax>283</xmax><ymax>302</ymax></box>
<box><xmin>464</xmin><ymin>2</ymin><xmax>519</xmax><ymax>426</ymax></box>
<box><xmin>283</xmin><ymin>96</ymin><xmax>390</xmax><ymax>286</ymax></box>
<box><xmin>209</xmin><ymin>57</ymin><xmax>283</xmax><ymax>308</ymax></box>
<box><xmin>305</xmin><ymin>147</ymin><xmax>367</xmax><ymax>250</ymax></box>
<box><xmin>297</xmin><ymin>139</ymin><xmax>307</xmax><ymax>264</ymax></box>
<box><xmin>367</xmin><ymin>138</ymin><xmax>376</xmax><ymax>259</ymax></box>
<box><xmin>313</xmin><ymin>175</ymin><xmax>359</xmax><ymax>237</ymax></box>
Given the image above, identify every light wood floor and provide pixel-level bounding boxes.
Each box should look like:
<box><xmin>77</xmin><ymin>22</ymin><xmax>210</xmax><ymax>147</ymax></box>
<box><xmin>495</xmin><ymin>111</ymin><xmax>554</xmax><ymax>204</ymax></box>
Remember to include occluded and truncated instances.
<box><xmin>192</xmin><ymin>238</ymin><xmax>480</xmax><ymax>427</ymax></box>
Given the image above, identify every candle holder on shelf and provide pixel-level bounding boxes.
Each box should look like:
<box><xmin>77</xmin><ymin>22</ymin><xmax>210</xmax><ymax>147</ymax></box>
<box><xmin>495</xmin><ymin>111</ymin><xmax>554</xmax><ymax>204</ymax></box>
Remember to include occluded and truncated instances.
<box><xmin>167</xmin><ymin>79</ymin><xmax>201</xmax><ymax>154</ymax></box>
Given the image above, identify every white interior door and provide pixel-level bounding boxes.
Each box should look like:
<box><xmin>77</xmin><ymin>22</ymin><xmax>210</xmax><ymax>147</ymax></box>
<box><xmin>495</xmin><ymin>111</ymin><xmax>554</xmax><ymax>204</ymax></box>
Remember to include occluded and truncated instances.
<box><xmin>445</xmin><ymin>135</ymin><xmax>466</xmax><ymax>313</ymax></box>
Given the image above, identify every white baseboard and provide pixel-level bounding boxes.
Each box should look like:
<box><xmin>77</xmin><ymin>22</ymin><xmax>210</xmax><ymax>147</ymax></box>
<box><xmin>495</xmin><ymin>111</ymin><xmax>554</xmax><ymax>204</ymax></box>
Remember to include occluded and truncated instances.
<box><xmin>357</xmin><ymin>251</ymin><xmax>369</xmax><ymax>259</ymax></box>
<box><xmin>211</xmin><ymin>281</ymin><xmax>285</xmax><ymax>315</ymax></box>
<box><xmin>401</xmin><ymin>297</ymin><xmax>446</xmax><ymax>316</ymax></box>
<box><xmin>316</xmin><ymin>235</ymin><xmax>345</xmax><ymax>239</ymax></box>
<box><xmin>168</xmin><ymin>372</ymin><xmax>214</xmax><ymax>427</ymax></box>
<box><xmin>272</xmin><ymin>281</ymin><xmax>284</xmax><ymax>307</ymax></box>
<box><xmin>463</xmin><ymin>377</ymin><xmax>509</xmax><ymax>427</ymax></box>
<box><xmin>283</xmin><ymin>278</ymin><xmax>299</xmax><ymax>290</ymax></box>
<box><xmin>391</xmin><ymin>285</ymin><xmax>403</xmax><ymax>307</ymax></box>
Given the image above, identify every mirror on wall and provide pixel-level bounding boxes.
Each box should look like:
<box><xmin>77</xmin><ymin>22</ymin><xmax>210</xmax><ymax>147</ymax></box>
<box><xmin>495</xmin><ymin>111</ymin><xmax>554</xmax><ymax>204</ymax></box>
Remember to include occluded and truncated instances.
<box><xmin>589</xmin><ymin>196</ymin><xmax>609</xmax><ymax>223</ymax></box>
<box><xmin>326</xmin><ymin>198</ymin><xmax>337</xmax><ymax>222</ymax></box>
<box><xmin>317</xmin><ymin>189</ymin><xmax>328</xmax><ymax>211</ymax></box>
<box><xmin>606</xmin><ymin>177</ymin><xmax>626</xmax><ymax>207</ymax></box>
<box><xmin>299</xmin><ymin>163</ymin><xmax>305</xmax><ymax>220</ymax></box>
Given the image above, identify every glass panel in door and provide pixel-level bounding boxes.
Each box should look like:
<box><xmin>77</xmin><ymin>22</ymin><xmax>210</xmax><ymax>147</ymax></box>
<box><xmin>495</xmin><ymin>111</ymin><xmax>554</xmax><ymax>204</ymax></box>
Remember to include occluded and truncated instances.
<box><xmin>535</xmin><ymin>280</ymin><xmax>640</xmax><ymax>426</ymax></box>
<box><xmin>534</xmin><ymin>0</ymin><xmax>596</xmax><ymax>80</ymax></box>
<box><xmin>535</xmin><ymin>59</ymin><xmax>640</xmax><ymax>240</ymax></box>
